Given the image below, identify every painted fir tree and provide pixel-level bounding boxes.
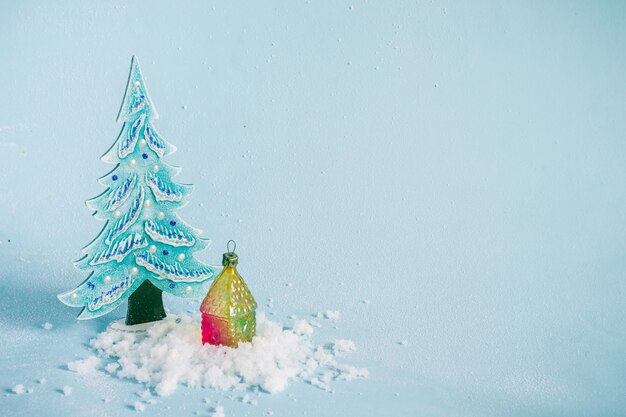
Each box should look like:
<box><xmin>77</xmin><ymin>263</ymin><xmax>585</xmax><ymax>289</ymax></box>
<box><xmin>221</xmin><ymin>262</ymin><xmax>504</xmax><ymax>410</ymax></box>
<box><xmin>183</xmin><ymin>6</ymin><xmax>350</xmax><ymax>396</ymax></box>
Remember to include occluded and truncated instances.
<box><xmin>59</xmin><ymin>56</ymin><xmax>218</xmax><ymax>325</ymax></box>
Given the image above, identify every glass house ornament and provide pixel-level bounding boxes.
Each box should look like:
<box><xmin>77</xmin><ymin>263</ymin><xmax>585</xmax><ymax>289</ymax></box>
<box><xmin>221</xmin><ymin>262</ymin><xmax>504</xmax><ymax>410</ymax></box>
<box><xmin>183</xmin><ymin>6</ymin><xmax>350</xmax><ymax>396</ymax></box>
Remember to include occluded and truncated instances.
<box><xmin>201</xmin><ymin>241</ymin><xmax>257</xmax><ymax>347</ymax></box>
<box><xmin>58</xmin><ymin>56</ymin><xmax>219</xmax><ymax>325</ymax></box>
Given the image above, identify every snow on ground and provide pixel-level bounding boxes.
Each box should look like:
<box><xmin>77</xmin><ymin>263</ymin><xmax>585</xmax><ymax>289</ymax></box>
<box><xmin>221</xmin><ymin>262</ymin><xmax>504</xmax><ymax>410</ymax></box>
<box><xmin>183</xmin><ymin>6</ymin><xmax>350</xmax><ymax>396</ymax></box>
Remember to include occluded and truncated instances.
<box><xmin>11</xmin><ymin>384</ymin><xmax>25</xmax><ymax>394</ymax></box>
<box><xmin>332</xmin><ymin>339</ymin><xmax>356</xmax><ymax>354</ymax></box>
<box><xmin>292</xmin><ymin>319</ymin><xmax>314</xmax><ymax>336</ymax></box>
<box><xmin>134</xmin><ymin>401</ymin><xmax>146</xmax><ymax>412</ymax></box>
<box><xmin>211</xmin><ymin>405</ymin><xmax>225</xmax><ymax>417</ymax></box>
<box><xmin>81</xmin><ymin>313</ymin><xmax>367</xmax><ymax>397</ymax></box>
<box><xmin>67</xmin><ymin>356</ymin><xmax>100</xmax><ymax>375</ymax></box>
<box><xmin>324</xmin><ymin>310</ymin><xmax>340</xmax><ymax>321</ymax></box>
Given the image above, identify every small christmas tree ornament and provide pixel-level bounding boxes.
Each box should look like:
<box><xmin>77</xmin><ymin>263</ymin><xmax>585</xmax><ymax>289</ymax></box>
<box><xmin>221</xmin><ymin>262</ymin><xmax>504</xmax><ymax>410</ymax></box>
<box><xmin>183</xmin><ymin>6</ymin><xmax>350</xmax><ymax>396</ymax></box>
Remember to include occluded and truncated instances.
<box><xmin>58</xmin><ymin>56</ymin><xmax>218</xmax><ymax>325</ymax></box>
<box><xmin>201</xmin><ymin>241</ymin><xmax>257</xmax><ymax>347</ymax></box>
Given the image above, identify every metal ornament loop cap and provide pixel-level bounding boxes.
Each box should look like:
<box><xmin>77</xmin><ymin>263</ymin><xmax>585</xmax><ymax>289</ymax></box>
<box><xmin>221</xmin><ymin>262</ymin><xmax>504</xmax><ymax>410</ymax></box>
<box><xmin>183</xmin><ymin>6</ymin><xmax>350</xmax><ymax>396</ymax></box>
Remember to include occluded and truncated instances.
<box><xmin>223</xmin><ymin>240</ymin><xmax>238</xmax><ymax>266</ymax></box>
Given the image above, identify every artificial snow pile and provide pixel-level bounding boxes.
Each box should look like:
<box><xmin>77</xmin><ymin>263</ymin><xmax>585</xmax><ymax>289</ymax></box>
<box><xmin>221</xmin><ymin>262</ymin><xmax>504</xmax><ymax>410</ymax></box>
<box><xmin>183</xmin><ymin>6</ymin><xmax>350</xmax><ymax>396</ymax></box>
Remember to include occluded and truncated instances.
<box><xmin>86</xmin><ymin>313</ymin><xmax>367</xmax><ymax>396</ymax></box>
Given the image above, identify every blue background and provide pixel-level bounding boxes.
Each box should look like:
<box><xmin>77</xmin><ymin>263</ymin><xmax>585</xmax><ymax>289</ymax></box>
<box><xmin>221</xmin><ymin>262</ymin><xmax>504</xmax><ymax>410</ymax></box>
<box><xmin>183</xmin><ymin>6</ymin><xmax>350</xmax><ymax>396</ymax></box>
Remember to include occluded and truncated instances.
<box><xmin>0</xmin><ymin>1</ymin><xmax>625</xmax><ymax>416</ymax></box>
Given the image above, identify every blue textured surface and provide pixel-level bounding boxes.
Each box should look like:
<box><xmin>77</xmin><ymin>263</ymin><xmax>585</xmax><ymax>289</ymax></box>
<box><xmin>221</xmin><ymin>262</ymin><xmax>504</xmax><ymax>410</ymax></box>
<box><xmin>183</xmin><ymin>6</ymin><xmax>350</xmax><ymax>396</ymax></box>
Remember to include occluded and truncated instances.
<box><xmin>1</xmin><ymin>1</ymin><xmax>625</xmax><ymax>416</ymax></box>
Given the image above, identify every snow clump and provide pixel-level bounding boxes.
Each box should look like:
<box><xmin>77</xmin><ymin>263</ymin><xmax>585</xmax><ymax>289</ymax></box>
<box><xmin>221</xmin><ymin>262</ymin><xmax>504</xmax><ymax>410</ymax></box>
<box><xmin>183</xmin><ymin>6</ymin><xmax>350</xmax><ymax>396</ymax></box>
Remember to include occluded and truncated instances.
<box><xmin>332</xmin><ymin>339</ymin><xmax>356</xmax><ymax>354</ymax></box>
<box><xmin>212</xmin><ymin>405</ymin><xmax>226</xmax><ymax>417</ymax></box>
<box><xmin>67</xmin><ymin>355</ymin><xmax>100</xmax><ymax>375</ymax></box>
<box><xmin>324</xmin><ymin>310</ymin><xmax>340</xmax><ymax>321</ymax></box>
<box><xmin>11</xmin><ymin>384</ymin><xmax>25</xmax><ymax>394</ymax></box>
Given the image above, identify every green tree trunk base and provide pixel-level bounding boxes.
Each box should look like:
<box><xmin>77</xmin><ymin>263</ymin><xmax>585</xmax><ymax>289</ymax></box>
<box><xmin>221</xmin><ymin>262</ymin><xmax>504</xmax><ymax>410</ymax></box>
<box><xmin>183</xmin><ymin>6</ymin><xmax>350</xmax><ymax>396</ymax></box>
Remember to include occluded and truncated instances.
<box><xmin>126</xmin><ymin>280</ymin><xmax>166</xmax><ymax>325</ymax></box>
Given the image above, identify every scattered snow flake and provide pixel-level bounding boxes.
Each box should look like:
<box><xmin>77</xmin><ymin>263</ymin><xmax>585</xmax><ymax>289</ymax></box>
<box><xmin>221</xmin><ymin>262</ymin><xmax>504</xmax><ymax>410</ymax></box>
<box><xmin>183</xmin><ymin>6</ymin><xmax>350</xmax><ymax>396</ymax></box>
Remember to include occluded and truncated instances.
<box><xmin>333</xmin><ymin>339</ymin><xmax>356</xmax><ymax>354</ymax></box>
<box><xmin>67</xmin><ymin>356</ymin><xmax>100</xmax><ymax>375</ymax></box>
<box><xmin>62</xmin><ymin>386</ymin><xmax>73</xmax><ymax>396</ymax></box>
<box><xmin>11</xmin><ymin>384</ymin><xmax>25</xmax><ymax>394</ymax></box>
<box><xmin>309</xmin><ymin>377</ymin><xmax>330</xmax><ymax>392</ymax></box>
<box><xmin>293</xmin><ymin>320</ymin><xmax>314</xmax><ymax>336</ymax></box>
<box><xmin>38</xmin><ymin>378</ymin><xmax>47</xmax><ymax>385</ymax></box>
<box><xmin>324</xmin><ymin>310</ymin><xmax>340</xmax><ymax>321</ymax></box>
<box><xmin>241</xmin><ymin>393</ymin><xmax>258</xmax><ymax>405</ymax></box>
<box><xmin>336</xmin><ymin>364</ymin><xmax>369</xmax><ymax>380</ymax></box>
<box><xmin>212</xmin><ymin>405</ymin><xmax>225</xmax><ymax>417</ymax></box>
<box><xmin>42</xmin><ymin>322</ymin><xmax>53</xmax><ymax>330</ymax></box>
<box><xmin>399</xmin><ymin>340</ymin><xmax>409</xmax><ymax>346</ymax></box>
<box><xmin>134</xmin><ymin>401</ymin><xmax>146</xmax><ymax>412</ymax></box>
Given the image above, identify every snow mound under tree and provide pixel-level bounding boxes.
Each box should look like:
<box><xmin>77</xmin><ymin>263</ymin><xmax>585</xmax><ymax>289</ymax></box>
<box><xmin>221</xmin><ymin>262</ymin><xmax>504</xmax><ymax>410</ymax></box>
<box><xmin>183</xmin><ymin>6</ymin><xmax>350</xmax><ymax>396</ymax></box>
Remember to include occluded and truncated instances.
<box><xmin>86</xmin><ymin>313</ymin><xmax>368</xmax><ymax>396</ymax></box>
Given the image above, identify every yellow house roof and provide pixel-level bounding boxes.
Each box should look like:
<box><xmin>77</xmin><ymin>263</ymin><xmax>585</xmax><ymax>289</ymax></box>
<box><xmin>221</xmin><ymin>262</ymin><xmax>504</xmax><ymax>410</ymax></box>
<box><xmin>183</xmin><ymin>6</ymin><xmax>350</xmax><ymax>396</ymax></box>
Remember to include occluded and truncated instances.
<box><xmin>200</xmin><ymin>268</ymin><xmax>257</xmax><ymax>318</ymax></box>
